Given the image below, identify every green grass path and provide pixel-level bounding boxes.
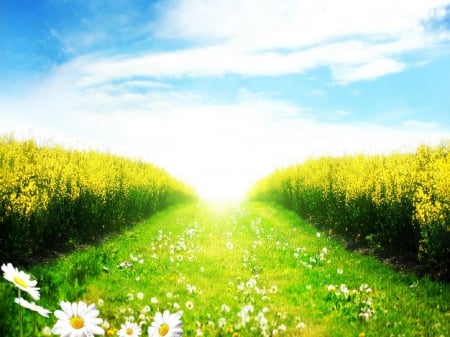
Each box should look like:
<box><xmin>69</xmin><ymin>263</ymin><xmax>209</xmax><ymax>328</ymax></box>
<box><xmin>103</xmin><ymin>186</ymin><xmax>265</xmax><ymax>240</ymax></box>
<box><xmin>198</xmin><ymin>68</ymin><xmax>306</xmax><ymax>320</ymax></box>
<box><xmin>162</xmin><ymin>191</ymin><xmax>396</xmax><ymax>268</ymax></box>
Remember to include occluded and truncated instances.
<box><xmin>2</xmin><ymin>201</ymin><xmax>450</xmax><ymax>336</ymax></box>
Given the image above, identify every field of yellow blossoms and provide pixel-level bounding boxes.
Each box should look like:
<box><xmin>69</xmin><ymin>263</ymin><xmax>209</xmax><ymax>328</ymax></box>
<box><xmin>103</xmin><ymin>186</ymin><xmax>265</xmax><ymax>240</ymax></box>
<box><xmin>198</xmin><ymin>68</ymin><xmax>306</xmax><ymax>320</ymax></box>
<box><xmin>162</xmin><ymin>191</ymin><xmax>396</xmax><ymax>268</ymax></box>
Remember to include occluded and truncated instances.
<box><xmin>249</xmin><ymin>141</ymin><xmax>450</xmax><ymax>279</ymax></box>
<box><xmin>0</xmin><ymin>136</ymin><xmax>196</xmax><ymax>264</ymax></box>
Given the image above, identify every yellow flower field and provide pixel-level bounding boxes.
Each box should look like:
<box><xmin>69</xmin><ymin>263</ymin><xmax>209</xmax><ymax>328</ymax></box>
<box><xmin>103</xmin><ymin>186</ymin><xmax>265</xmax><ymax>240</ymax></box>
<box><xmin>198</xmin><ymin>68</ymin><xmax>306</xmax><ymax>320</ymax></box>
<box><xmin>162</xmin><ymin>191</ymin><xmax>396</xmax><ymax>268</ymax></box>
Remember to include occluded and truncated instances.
<box><xmin>249</xmin><ymin>141</ymin><xmax>450</xmax><ymax>278</ymax></box>
<box><xmin>0</xmin><ymin>136</ymin><xmax>196</xmax><ymax>264</ymax></box>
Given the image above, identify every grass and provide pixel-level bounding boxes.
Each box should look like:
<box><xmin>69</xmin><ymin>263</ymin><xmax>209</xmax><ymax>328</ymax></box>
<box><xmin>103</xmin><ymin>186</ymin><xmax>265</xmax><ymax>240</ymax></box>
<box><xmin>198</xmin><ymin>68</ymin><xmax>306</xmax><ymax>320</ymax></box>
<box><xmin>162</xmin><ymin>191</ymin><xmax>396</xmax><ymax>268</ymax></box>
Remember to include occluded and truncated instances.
<box><xmin>1</xmin><ymin>201</ymin><xmax>449</xmax><ymax>336</ymax></box>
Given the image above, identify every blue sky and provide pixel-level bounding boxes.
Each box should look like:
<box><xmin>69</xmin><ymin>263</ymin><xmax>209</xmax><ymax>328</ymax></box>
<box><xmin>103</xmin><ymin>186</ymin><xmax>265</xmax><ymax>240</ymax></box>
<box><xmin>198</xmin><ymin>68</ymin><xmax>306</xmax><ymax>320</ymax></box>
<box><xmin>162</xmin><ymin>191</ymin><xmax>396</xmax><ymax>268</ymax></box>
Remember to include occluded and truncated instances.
<box><xmin>1</xmin><ymin>0</ymin><xmax>450</xmax><ymax>199</ymax></box>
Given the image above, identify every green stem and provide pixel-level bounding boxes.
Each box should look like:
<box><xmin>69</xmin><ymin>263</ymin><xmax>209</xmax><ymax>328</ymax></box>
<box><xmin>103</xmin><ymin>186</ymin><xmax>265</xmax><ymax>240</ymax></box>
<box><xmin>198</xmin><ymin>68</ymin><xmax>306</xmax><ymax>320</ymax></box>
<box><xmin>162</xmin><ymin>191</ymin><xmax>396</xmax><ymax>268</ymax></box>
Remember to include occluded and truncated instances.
<box><xmin>17</xmin><ymin>290</ymin><xmax>23</xmax><ymax>337</ymax></box>
<box><xmin>32</xmin><ymin>311</ymin><xmax>36</xmax><ymax>337</ymax></box>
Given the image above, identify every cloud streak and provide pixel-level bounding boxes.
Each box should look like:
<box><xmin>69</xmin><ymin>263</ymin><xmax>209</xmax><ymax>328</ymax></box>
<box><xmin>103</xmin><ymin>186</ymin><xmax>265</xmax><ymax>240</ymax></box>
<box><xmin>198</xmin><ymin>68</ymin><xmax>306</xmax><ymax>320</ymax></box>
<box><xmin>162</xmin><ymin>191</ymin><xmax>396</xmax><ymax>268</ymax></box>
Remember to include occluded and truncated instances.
<box><xmin>158</xmin><ymin>0</ymin><xmax>448</xmax><ymax>45</ymax></box>
<box><xmin>3</xmin><ymin>0</ymin><xmax>450</xmax><ymax>86</ymax></box>
<box><xmin>56</xmin><ymin>32</ymin><xmax>442</xmax><ymax>89</ymax></box>
<box><xmin>152</xmin><ymin>0</ymin><xmax>450</xmax><ymax>82</ymax></box>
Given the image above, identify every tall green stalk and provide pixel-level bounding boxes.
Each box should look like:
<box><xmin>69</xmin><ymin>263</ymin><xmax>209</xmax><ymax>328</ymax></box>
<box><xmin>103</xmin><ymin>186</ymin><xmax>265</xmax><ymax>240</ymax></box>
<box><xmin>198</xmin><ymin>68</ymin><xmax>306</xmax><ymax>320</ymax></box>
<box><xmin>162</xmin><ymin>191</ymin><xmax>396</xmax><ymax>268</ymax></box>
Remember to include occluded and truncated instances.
<box><xmin>17</xmin><ymin>289</ymin><xmax>23</xmax><ymax>337</ymax></box>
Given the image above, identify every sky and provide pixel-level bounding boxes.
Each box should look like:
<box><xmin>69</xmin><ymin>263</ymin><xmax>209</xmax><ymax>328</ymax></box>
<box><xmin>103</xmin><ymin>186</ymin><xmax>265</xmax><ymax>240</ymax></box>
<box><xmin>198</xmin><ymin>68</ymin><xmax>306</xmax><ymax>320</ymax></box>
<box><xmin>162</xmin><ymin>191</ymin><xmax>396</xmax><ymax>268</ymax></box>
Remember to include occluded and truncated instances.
<box><xmin>1</xmin><ymin>0</ymin><xmax>450</xmax><ymax>200</ymax></box>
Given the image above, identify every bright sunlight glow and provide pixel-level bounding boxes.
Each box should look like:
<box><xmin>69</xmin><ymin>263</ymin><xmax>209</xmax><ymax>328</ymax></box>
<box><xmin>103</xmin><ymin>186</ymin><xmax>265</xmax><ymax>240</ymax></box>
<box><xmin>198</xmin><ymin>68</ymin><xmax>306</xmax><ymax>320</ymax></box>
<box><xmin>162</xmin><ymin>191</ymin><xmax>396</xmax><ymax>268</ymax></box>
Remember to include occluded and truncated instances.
<box><xmin>12</xmin><ymin>97</ymin><xmax>447</xmax><ymax>202</ymax></box>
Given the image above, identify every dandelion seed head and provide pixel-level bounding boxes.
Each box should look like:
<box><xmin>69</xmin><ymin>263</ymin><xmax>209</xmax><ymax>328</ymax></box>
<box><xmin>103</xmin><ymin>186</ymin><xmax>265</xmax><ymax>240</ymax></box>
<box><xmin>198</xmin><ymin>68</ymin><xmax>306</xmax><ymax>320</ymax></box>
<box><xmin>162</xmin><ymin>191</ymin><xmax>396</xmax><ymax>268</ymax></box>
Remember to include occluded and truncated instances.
<box><xmin>185</xmin><ymin>301</ymin><xmax>194</xmax><ymax>310</ymax></box>
<box><xmin>296</xmin><ymin>322</ymin><xmax>306</xmax><ymax>329</ymax></box>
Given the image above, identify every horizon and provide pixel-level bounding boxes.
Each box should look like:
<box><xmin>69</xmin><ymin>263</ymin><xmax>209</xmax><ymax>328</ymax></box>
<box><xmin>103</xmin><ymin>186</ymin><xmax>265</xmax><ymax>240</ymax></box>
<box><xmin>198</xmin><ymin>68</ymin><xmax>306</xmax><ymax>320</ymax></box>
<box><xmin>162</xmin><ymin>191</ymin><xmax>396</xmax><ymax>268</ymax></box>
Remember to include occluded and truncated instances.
<box><xmin>1</xmin><ymin>1</ymin><xmax>450</xmax><ymax>199</ymax></box>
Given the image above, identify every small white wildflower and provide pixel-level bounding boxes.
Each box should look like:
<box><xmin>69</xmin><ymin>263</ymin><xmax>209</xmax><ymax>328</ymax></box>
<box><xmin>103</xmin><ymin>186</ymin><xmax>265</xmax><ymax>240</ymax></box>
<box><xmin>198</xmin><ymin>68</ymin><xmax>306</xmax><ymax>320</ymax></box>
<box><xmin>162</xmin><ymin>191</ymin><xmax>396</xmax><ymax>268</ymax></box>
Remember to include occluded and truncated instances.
<box><xmin>296</xmin><ymin>322</ymin><xmax>306</xmax><ymax>329</ymax></box>
<box><xmin>187</xmin><ymin>284</ymin><xmax>197</xmax><ymax>293</ymax></box>
<box><xmin>2</xmin><ymin>263</ymin><xmax>40</xmax><ymax>300</ymax></box>
<box><xmin>117</xmin><ymin>321</ymin><xmax>142</xmax><ymax>337</ymax></box>
<box><xmin>42</xmin><ymin>326</ymin><xmax>52</xmax><ymax>336</ymax></box>
<box><xmin>218</xmin><ymin>317</ymin><xmax>227</xmax><ymax>328</ymax></box>
<box><xmin>148</xmin><ymin>310</ymin><xmax>183</xmax><ymax>337</ymax></box>
<box><xmin>52</xmin><ymin>301</ymin><xmax>104</xmax><ymax>337</ymax></box>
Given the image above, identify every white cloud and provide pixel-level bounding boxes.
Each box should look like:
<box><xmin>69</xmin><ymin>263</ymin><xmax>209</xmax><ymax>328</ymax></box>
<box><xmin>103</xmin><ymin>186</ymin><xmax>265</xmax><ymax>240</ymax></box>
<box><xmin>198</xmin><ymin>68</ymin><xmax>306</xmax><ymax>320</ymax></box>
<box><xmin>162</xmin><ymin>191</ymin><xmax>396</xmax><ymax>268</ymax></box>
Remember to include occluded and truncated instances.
<box><xmin>152</xmin><ymin>0</ymin><xmax>450</xmax><ymax>82</ymax></box>
<box><xmin>401</xmin><ymin>120</ymin><xmax>440</xmax><ymax>131</ymax></box>
<box><xmin>53</xmin><ymin>33</ymin><xmax>437</xmax><ymax>89</ymax></box>
<box><xmin>331</xmin><ymin>59</ymin><xmax>406</xmax><ymax>84</ymax></box>
<box><xmin>158</xmin><ymin>0</ymin><xmax>446</xmax><ymax>46</ymax></box>
<box><xmin>45</xmin><ymin>0</ymin><xmax>448</xmax><ymax>88</ymax></box>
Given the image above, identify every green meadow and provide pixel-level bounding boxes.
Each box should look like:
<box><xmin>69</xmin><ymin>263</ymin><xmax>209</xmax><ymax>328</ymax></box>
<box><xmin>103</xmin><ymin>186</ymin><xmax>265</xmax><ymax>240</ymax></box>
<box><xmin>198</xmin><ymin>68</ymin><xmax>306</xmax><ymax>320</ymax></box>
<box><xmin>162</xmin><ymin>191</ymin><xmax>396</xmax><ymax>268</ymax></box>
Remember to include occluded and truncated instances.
<box><xmin>1</xmin><ymin>201</ymin><xmax>449</xmax><ymax>336</ymax></box>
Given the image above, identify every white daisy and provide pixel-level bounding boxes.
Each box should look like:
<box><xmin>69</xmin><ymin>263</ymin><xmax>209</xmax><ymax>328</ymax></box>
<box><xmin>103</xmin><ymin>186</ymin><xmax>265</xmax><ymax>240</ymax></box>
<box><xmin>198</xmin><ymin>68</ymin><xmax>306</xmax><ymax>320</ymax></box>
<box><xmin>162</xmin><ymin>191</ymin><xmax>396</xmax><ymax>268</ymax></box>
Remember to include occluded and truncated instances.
<box><xmin>221</xmin><ymin>304</ymin><xmax>230</xmax><ymax>313</ymax></box>
<box><xmin>148</xmin><ymin>310</ymin><xmax>182</xmax><ymax>337</ymax></box>
<box><xmin>117</xmin><ymin>321</ymin><xmax>142</xmax><ymax>337</ymax></box>
<box><xmin>15</xmin><ymin>297</ymin><xmax>50</xmax><ymax>317</ymax></box>
<box><xmin>1</xmin><ymin>263</ymin><xmax>40</xmax><ymax>300</ymax></box>
<box><xmin>52</xmin><ymin>301</ymin><xmax>104</xmax><ymax>337</ymax></box>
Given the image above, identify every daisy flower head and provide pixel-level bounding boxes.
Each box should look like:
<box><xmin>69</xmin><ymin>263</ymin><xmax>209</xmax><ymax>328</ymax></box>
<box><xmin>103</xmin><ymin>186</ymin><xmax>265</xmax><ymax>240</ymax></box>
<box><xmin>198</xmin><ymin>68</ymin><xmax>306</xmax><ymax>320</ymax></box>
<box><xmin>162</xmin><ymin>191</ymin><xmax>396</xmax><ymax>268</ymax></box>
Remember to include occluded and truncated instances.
<box><xmin>1</xmin><ymin>263</ymin><xmax>40</xmax><ymax>300</ymax></box>
<box><xmin>15</xmin><ymin>297</ymin><xmax>50</xmax><ymax>317</ymax></box>
<box><xmin>52</xmin><ymin>300</ymin><xmax>104</xmax><ymax>337</ymax></box>
<box><xmin>148</xmin><ymin>310</ymin><xmax>182</xmax><ymax>337</ymax></box>
<box><xmin>117</xmin><ymin>321</ymin><xmax>141</xmax><ymax>337</ymax></box>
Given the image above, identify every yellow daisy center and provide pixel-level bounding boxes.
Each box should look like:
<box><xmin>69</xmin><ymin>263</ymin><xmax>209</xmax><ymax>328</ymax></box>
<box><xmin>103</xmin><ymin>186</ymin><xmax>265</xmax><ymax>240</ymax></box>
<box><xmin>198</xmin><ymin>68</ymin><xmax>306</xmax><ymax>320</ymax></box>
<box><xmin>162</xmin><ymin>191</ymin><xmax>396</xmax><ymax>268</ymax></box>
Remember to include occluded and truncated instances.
<box><xmin>126</xmin><ymin>328</ymin><xmax>133</xmax><ymax>335</ymax></box>
<box><xmin>70</xmin><ymin>316</ymin><xmax>85</xmax><ymax>330</ymax></box>
<box><xmin>13</xmin><ymin>275</ymin><xmax>28</xmax><ymax>288</ymax></box>
<box><xmin>159</xmin><ymin>323</ymin><xmax>169</xmax><ymax>336</ymax></box>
